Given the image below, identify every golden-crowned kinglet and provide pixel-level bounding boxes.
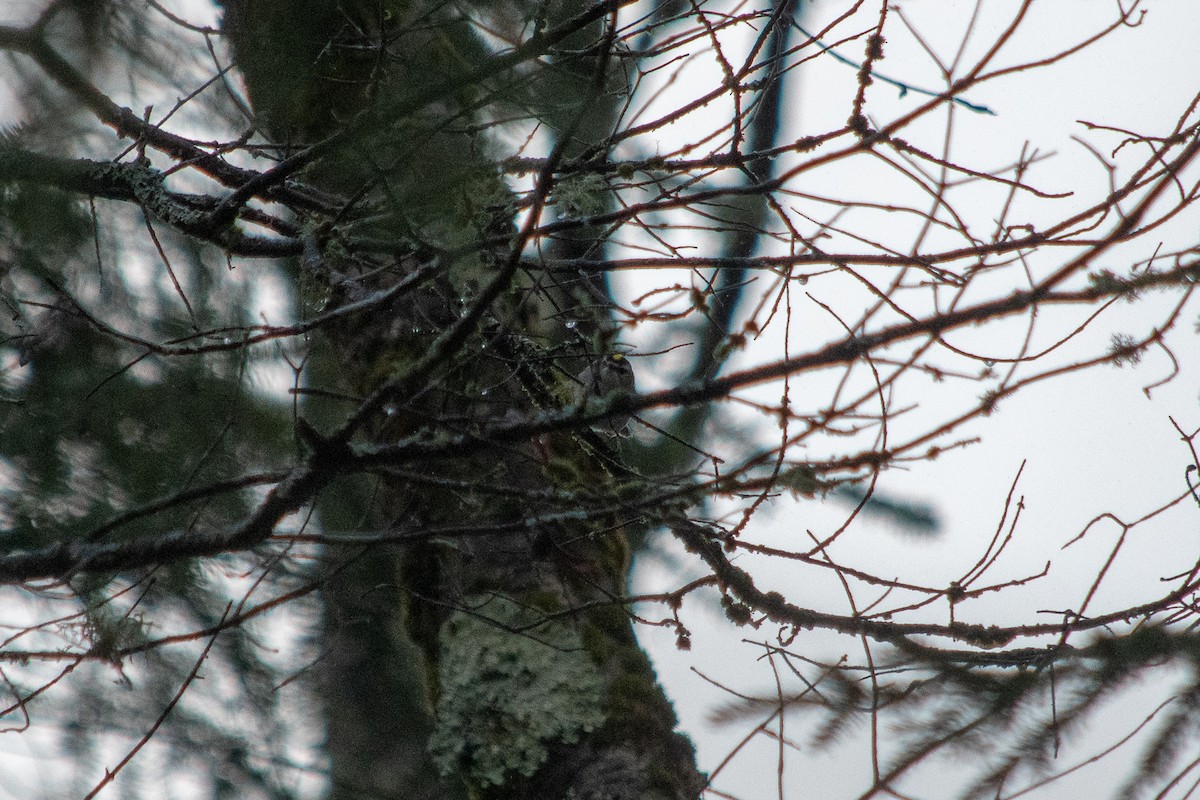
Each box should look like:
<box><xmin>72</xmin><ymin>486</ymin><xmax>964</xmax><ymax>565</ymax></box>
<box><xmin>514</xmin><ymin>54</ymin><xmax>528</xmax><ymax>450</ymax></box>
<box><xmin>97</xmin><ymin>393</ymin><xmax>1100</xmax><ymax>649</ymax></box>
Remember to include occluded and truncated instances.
<box><xmin>573</xmin><ymin>352</ymin><xmax>636</xmax><ymax>436</ymax></box>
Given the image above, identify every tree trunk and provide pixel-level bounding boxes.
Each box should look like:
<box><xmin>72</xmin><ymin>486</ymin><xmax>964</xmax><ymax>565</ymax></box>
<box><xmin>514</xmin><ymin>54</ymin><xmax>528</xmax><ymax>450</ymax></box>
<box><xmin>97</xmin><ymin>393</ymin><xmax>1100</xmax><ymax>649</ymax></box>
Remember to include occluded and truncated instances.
<box><xmin>218</xmin><ymin>2</ymin><xmax>704</xmax><ymax>797</ymax></box>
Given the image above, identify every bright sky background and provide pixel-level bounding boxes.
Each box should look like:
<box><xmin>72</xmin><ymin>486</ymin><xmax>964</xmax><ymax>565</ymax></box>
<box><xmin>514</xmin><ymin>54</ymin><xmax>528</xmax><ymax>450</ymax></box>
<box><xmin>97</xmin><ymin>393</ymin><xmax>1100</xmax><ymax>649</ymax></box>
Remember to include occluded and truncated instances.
<box><xmin>631</xmin><ymin>2</ymin><xmax>1200</xmax><ymax>798</ymax></box>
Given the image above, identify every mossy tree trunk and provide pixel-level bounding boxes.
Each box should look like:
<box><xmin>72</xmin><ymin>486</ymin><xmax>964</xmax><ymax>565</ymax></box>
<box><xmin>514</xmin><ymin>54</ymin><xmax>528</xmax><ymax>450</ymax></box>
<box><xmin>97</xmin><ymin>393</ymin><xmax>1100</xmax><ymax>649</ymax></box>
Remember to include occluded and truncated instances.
<box><xmin>218</xmin><ymin>2</ymin><xmax>704</xmax><ymax>798</ymax></box>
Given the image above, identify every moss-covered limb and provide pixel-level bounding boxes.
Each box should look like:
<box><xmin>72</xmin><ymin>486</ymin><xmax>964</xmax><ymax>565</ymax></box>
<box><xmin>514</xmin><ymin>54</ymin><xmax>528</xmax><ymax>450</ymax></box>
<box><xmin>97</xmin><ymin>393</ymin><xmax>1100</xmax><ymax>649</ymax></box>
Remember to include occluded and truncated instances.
<box><xmin>0</xmin><ymin>146</ymin><xmax>299</xmax><ymax>254</ymax></box>
<box><xmin>0</xmin><ymin>146</ymin><xmax>136</xmax><ymax>200</ymax></box>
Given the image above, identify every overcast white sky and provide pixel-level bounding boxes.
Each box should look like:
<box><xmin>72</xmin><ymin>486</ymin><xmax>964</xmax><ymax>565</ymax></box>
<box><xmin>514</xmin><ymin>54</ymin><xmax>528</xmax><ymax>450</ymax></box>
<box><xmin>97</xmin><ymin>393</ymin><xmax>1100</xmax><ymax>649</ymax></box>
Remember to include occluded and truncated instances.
<box><xmin>631</xmin><ymin>3</ymin><xmax>1200</xmax><ymax>799</ymax></box>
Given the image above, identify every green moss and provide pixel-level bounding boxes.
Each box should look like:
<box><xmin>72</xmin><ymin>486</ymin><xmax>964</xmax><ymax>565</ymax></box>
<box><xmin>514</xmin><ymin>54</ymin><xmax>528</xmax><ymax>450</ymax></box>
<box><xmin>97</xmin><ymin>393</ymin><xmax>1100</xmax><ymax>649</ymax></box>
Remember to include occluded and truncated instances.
<box><xmin>429</xmin><ymin>595</ymin><xmax>605</xmax><ymax>789</ymax></box>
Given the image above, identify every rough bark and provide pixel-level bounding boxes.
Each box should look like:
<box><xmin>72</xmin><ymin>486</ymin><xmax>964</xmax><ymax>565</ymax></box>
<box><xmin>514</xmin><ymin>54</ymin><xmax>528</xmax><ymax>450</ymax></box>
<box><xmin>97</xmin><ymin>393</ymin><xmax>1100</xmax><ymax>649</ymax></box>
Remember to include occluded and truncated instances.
<box><xmin>218</xmin><ymin>2</ymin><xmax>704</xmax><ymax>798</ymax></box>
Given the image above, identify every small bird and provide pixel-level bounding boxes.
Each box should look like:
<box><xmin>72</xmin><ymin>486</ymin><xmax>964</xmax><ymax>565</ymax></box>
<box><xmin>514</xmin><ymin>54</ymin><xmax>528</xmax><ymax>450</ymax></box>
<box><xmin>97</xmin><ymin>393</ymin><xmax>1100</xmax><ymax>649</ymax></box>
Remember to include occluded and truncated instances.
<box><xmin>572</xmin><ymin>352</ymin><xmax>636</xmax><ymax>437</ymax></box>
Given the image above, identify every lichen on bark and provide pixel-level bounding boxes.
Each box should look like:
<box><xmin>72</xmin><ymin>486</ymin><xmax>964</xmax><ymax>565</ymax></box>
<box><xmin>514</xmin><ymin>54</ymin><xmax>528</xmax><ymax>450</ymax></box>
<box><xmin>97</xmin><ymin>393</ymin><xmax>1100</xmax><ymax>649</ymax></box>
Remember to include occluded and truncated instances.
<box><xmin>429</xmin><ymin>594</ymin><xmax>606</xmax><ymax>789</ymax></box>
